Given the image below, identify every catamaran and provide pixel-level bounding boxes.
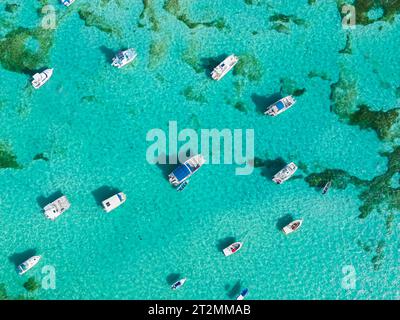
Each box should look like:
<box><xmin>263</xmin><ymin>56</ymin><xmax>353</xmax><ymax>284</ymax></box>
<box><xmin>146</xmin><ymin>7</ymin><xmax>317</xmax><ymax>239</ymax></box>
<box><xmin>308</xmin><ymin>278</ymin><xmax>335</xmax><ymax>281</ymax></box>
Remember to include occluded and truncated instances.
<box><xmin>223</xmin><ymin>242</ymin><xmax>243</xmax><ymax>257</ymax></box>
<box><xmin>31</xmin><ymin>68</ymin><xmax>53</xmax><ymax>89</ymax></box>
<box><xmin>236</xmin><ymin>288</ymin><xmax>249</xmax><ymax>300</ymax></box>
<box><xmin>171</xmin><ymin>278</ymin><xmax>187</xmax><ymax>290</ymax></box>
<box><xmin>264</xmin><ymin>95</ymin><xmax>296</xmax><ymax>116</ymax></box>
<box><xmin>211</xmin><ymin>54</ymin><xmax>239</xmax><ymax>81</ymax></box>
<box><xmin>43</xmin><ymin>195</ymin><xmax>71</xmax><ymax>221</ymax></box>
<box><xmin>17</xmin><ymin>255</ymin><xmax>41</xmax><ymax>275</ymax></box>
<box><xmin>282</xmin><ymin>219</ymin><xmax>303</xmax><ymax>235</ymax></box>
<box><xmin>102</xmin><ymin>192</ymin><xmax>126</xmax><ymax>213</ymax></box>
<box><xmin>322</xmin><ymin>180</ymin><xmax>332</xmax><ymax>195</ymax></box>
<box><xmin>272</xmin><ymin>162</ymin><xmax>298</xmax><ymax>184</ymax></box>
<box><xmin>61</xmin><ymin>0</ymin><xmax>75</xmax><ymax>6</ymax></box>
<box><xmin>111</xmin><ymin>48</ymin><xmax>137</xmax><ymax>68</ymax></box>
<box><xmin>168</xmin><ymin>154</ymin><xmax>205</xmax><ymax>187</ymax></box>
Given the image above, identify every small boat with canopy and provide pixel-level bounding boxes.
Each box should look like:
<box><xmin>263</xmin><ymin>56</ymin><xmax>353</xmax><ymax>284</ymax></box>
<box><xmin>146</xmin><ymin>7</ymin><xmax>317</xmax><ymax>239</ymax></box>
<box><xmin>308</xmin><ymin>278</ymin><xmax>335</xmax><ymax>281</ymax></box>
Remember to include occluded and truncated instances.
<box><xmin>264</xmin><ymin>95</ymin><xmax>296</xmax><ymax>116</ymax></box>
<box><xmin>168</xmin><ymin>154</ymin><xmax>205</xmax><ymax>187</ymax></box>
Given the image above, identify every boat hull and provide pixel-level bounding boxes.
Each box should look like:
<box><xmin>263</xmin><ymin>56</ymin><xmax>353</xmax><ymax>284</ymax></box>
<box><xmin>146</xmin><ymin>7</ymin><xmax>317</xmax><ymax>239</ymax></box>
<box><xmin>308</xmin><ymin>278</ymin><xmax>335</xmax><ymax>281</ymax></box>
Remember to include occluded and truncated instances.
<box><xmin>282</xmin><ymin>219</ymin><xmax>303</xmax><ymax>235</ymax></box>
<box><xmin>210</xmin><ymin>54</ymin><xmax>239</xmax><ymax>81</ymax></box>
<box><xmin>102</xmin><ymin>192</ymin><xmax>126</xmax><ymax>213</ymax></box>
<box><xmin>171</xmin><ymin>278</ymin><xmax>187</xmax><ymax>290</ymax></box>
<box><xmin>168</xmin><ymin>154</ymin><xmax>205</xmax><ymax>186</ymax></box>
<box><xmin>18</xmin><ymin>255</ymin><xmax>41</xmax><ymax>275</ymax></box>
<box><xmin>223</xmin><ymin>242</ymin><xmax>243</xmax><ymax>256</ymax></box>
<box><xmin>31</xmin><ymin>68</ymin><xmax>53</xmax><ymax>89</ymax></box>
<box><xmin>272</xmin><ymin>162</ymin><xmax>297</xmax><ymax>184</ymax></box>
<box><xmin>264</xmin><ymin>96</ymin><xmax>296</xmax><ymax>116</ymax></box>
<box><xmin>111</xmin><ymin>49</ymin><xmax>137</xmax><ymax>68</ymax></box>
<box><xmin>43</xmin><ymin>195</ymin><xmax>70</xmax><ymax>220</ymax></box>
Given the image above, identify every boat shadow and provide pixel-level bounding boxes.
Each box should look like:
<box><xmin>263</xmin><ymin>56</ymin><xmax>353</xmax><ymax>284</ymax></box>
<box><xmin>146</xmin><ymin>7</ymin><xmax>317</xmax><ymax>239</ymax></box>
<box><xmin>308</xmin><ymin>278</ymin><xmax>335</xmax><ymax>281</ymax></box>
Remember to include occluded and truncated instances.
<box><xmin>276</xmin><ymin>214</ymin><xmax>294</xmax><ymax>230</ymax></box>
<box><xmin>166</xmin><ymin>273</ymin><xmax>181</xmax><ymax>286</ymax></box>
<box><xmin>36</xmin><ymin>190</ymin><xmax>63</xmax><ymax>208</ymax></box>
<box><xmin>225</xmin><ymin>280</ymin><xmax>241</xmax><ymax>299</ymax></box>
<box><xmin>258</xmin><ymin>157</ymin><xmax>287</xmax><ymax>180</ymax></box>
<box><xmin>251</xmin><ymin>92</ymin><xmax>282</xmax><ymax>114</ymax></box>
<box><xmin>91</xmin><ymin>186</ymin><xmax>121</xmax><ymax>206</ymax></box>
<box><xmin>199</xmin><ymin>54</ymin><xmax>229</xmax><ymax>77</ymax></box>
<box><xmin>8</xmin><ymin>249</ymin><xmax>37</xmax><ymax>267</ymax></box>
<box><xmin>99</xmin><ymin>45</ymin><xmax>116</xmax><ymax>62</ymax></box>
<box><xmin>216</xmin><ymin>237</ymin><xmax>236</xmax><ymax>252</ymax></box>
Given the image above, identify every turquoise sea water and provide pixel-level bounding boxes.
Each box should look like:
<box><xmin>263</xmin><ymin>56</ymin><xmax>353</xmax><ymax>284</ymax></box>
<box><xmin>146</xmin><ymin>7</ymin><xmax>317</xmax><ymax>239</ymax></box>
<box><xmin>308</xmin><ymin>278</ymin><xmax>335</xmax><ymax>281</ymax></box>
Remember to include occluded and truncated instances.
<box><xmin>0</xmin><ymin>0</ymin><xmax>399</xmax><ymax>299</ymax></box>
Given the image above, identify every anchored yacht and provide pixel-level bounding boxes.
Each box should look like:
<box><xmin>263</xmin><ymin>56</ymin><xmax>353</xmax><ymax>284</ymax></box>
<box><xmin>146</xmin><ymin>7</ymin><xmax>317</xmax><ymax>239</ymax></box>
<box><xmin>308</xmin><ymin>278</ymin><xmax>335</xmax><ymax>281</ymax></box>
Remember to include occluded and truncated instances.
<box><xmin>31</xmin><ymin>68</ymin><xmax>53</xmax><ymax>89</ymax></box>
<box><xmin>43</xmin><ymin>195</ymin><xmax>70</xmax><ymax>221</ymax></box>
<box><xmin>102</xmin><ymin>192</ymin><xmax>126</xmax><ymax>213</ymax></box>
<box><xmin>223</xmin><ymin>242</ymin><xmax>243</xmax><ymax>257</ymax></box>
<box><xmin>264</xmin><ymin>95</ymin><xmax>296</xmax><ymax>116</ymax></box>
<box><xmin>272</xmin><ymin>162</ymin><xmax>298</xmax><ymax>184</ymax></box>
<box><xmin>111</xmin><ymin>48</ymin><xmax>137</xmax><ymax>68</ymax></box>
<box><xmin>211</xmin><ymin>54</ymin><xmax>239</xmax><ymax>81</ymax></box>
<box><xmin>171</xmin><ymin>278</ymin><xmax>187</xmax><ymax>290</ymax></box>
<box><xmin>282</xmin><ymin>219</ymin><xmax>303</xmax><ymax>235</ymax></box>
<box><xmin>17</xmin><ymin>255</ymin><xmax>41</xmax><ymax>275</ymax></box>
<box><xmin>168</xmin><ymin>154</ymin><xmax>205</xmax><ymax>187</ymax></box>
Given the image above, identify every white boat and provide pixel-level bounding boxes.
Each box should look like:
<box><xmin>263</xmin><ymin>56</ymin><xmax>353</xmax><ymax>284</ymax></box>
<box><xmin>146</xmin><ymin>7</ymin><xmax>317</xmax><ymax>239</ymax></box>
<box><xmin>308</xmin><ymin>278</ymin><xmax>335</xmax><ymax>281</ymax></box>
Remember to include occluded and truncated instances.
<box><xmin>43</xmin><ymin>195</ymin><xmax>71</xmax><ymax>221</ymax></box>
<box><xmin>102</xmin><ymin>192</ymin><xmax>126</xmax><ymax>213</ymax></box>
<box><xmin>223</xmin><ymin>242</ymin><xmax>243</xmax><ymax>257</ymax></box>
<box><xmin>322</xmin><ymin>180</ymin><xmax>332</xmax><ymax>195</ymax></box>
<box><xmin>111</xmin><ymin>48</ymin><xmax>137</xmax><ymax>68</ymax></box>
<box><xmin>264</xmin><ymin>95</ymin><xmax>296</xmax><ymax>116</ymax></box>
<box><xmin>272</xmin><ymin>162</ymin><xmax>298</xmax><ymax>184</ymax></box>
<box><xmin>211</xmin><ymin>54</ymin><xmax>239</xmax><ymax>81</ymax></box>
<box><xmin>171</xmin><ymin>278</ymin><xmax>186</xmax><ymax>290</ymax></box>
<box><xmin>169</xmin><ymin>154</ymin><xmax>205</xmax><ymax>187</ymax></box>
<box><xmin>17</xmin><ymin>255</ymin><xmax>41</xmax><ymax>275</ymax></box>
<box><xmin>237</xmin><ymin>288</ymin><xmax>249</xmax><ymax>300</ymax></box>
<box><xmin>282</xmin><ymin>219</ymin><xmax>303</xmax><ymax>235</ymax></box>
<box><xmin>61</xmin><ymin>0</ymin><xmax>75</xmax><ymax>6</ymax></box>
<box><xmin>31</xmin><ymin>68</ymin><xmax>53</xmax><ymax>89</ymax></box>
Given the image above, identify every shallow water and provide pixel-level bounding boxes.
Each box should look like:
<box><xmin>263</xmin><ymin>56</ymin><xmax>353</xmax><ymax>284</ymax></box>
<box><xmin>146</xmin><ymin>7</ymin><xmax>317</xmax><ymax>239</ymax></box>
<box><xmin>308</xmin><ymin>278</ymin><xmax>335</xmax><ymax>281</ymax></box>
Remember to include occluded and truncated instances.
<box><xmin>0</xmin><ymin>0</ymin><xmax>399</xmax><ymax>299</ymax></box>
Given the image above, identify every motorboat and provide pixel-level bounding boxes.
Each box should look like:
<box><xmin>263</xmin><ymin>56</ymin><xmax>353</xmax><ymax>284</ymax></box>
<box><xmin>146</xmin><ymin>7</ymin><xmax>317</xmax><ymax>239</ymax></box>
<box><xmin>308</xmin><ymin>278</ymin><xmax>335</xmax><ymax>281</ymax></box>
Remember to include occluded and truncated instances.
<box><xmin>61</xmin><ymin>0</ymin><xmax>75</xmax><ymax>6</ymax></box>
<box><xmin>322</xmin><ymin>180</ymin><xmax>332</xmax><ymax>195</ymax></box>
<box><xmin>171</xmin><ymin>278</ymin><xmax>187</xmax><ymax>290</ymax></box>
<box><xmin>31</xmin><ymin>68</ymin><xmax>53</xmax><ymax>89</ymax></box>
<box><xmin>168</xmin><ymin>154</ymin><xmax>205</xmax><ymax>187</ymax></box>
<box><xmin>223</xmin><ymin>242</ymin><xmax>243</xmax><ymax>257</ymax></box>
<box><xmin>272</xmin><ymin>162</ymin><xmax>297</xmax><ymax>184</ymax></box>
<box><xmin>282</xmin><ymin>219</ymin><xmax>303</xmax><ymax>235</ymax></box>
<box><xmin>236</xmin><ymin>288</ymin><xmax>249</xmax><ymax>300</ymax></box>
<box><xmin>43</xmin><ymin>195</ymin><xmax>71</xmax><ymax>221</ymax></box>
<box><xmin>111</xmin><ymin>48</ymin><xmax>137</xmax><ymax>68</ymax></box>
<box><xmin>17</xmin><ymin>255</ymin><xmax>41</xmax><ymax>275</ymax></box>
<box><xmin>264</xmin><ymin>95</ymin><xmax>296</xmax><ymax>116</ymax></box>
<box><xmin>210</xmin><ymin>54</ymin><xmax>239</xmax><ymax>81</ymax></box>
<box><xmin>102</xmin><ymin>192</ymin><xmax>126</xmax><ymax>213</ymax></box>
